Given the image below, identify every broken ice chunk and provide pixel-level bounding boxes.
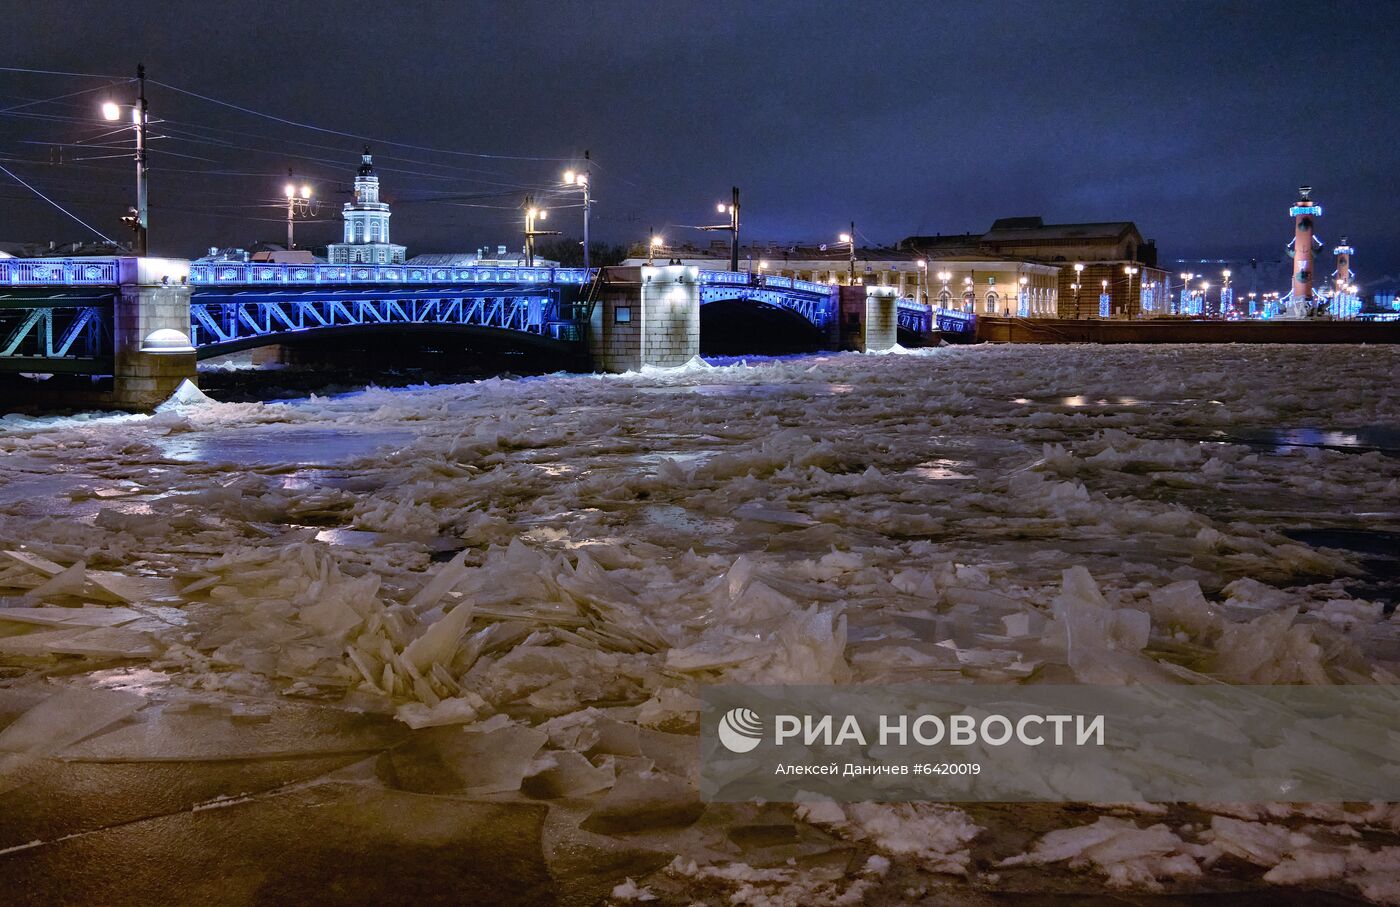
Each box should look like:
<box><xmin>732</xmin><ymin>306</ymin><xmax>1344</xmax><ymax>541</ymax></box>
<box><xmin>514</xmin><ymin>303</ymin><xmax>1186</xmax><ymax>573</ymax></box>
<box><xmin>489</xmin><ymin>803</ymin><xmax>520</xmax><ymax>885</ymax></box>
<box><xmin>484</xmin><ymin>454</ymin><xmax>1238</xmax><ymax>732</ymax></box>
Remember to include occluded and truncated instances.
<box><xmin>522</xmin><ymin>750</ymin><xmax>616</xmax><ymax>799</ymax></box>
<box><xmin>0</xmin><ymin>686</ymin><xmax>144</xmax><ymax>790</ymax></box>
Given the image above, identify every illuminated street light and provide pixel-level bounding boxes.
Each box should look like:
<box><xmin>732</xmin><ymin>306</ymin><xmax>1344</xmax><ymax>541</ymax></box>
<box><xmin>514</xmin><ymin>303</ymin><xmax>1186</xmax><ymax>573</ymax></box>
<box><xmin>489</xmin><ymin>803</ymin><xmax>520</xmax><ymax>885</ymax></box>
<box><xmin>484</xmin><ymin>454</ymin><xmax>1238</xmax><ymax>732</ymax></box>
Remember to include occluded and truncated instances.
<box><xmin>701</xmin><ymin>188</ymin><xmax>741</xmax><ymax>271</ymax></box>
<box><xmin>98</xmin><ymin>65</ymin><xmax>149</xmax><ymax>255</ymax></box>
<box><xmin>916</xmin><ymin>259</ymin><xmax>927</xmax><ymax>304</ymax></box>
<box><xmin>838</xmin><ymin>224</ymin><xmax>855</xmax><ymax>285</ymax></box>
<box><xmin>523</xmin><ymin>194</ymin><xmax>558</xmax><ymax>267</ymax></box>
<box><xmin>647</xmin><ymin>229</ymin><xmax>663</xmax><ymax>266</ymax></box>
<box><xmin>561</xmin><ymin>159</ymin><xmax>593</xmax><ymax>270</ymax></box>
<box><xmin>282</xmin><ymin>169</ymin><xmax>315</xmax><ymax>250</ymax></box>
<box><xmin>1073</xmin><ymin>263</ymin><xmax>1085</xmax><ymax>317</ymax></box>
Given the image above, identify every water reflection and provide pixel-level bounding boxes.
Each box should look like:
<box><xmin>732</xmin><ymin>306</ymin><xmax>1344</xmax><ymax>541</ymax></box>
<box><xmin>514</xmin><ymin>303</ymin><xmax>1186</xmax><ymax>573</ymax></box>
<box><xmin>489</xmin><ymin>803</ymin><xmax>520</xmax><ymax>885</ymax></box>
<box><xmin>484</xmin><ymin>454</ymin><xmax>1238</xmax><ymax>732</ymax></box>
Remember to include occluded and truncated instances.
<box><xmin>636</xmin><ymin>383</ymin><xmax>853</xmax><ymax>397</ymax></box>
<box><xmin>1239</xmin><ymin>426</ymin><xmax>1400</xmax><ymax>456</ymax></box>
<box><xmin>158</xmin><ymin>428</ymin><xmax>416</xmax><ymax>466</ymax></box>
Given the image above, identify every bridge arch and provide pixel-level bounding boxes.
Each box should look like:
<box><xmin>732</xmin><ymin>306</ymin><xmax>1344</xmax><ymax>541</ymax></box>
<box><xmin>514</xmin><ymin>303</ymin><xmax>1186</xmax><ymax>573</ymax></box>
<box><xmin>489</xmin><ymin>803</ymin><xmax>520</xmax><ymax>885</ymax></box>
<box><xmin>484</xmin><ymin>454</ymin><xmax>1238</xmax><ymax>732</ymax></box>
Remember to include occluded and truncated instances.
<box><xmin>698</xmin><ymin>296</ymin><xmax>826</xmax><ymax>355</ymax></box>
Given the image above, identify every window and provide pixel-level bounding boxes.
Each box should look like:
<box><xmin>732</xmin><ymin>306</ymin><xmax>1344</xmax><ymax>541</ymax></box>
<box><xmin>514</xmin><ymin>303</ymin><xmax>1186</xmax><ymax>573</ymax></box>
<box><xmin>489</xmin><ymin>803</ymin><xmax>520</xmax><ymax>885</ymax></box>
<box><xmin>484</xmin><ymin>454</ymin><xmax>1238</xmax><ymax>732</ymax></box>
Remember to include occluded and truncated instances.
<box><xmin>615</xmin><ymin>306</ymin><xmax>632</xmax><ymax>323</ymax></box>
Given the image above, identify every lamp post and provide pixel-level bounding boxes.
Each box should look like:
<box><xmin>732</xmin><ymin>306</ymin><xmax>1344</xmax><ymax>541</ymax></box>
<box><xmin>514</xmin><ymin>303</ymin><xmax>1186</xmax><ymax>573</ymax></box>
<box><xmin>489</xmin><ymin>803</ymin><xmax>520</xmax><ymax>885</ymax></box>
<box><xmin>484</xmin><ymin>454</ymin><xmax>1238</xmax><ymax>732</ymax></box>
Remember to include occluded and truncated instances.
<box><xmin>937</xmin><ymin>270</ymin><xmax>951</xmax><ymax>309</ymax></box>
<box><xmin>700</xmin><ymin>188</ymin><xmax>741</xmax><ymax>272</ymax></box>
<box><xmin>647</xmin><ymin>228</ymin><xmax>662</xmax><ymax>266</ymax></box>
<box><xmin>523</xmin><ymin>195</ymin><xmax>558</xmax><ymax>267</ymax></box>
<box><xmin>283</xmin><ymin>170</ymin><xmax>314</xmax><ymax>251</ymax></box>
<box><xmin>561</xmin><ymin>161</ymin><xmax>592</xmax><ymax>270</ymax></box>
<box><xmin>963</xmin><ymin>275</ymin><xmax>974</xmax><ymax>313</ymax></box>
<box><xmin>100</xmin><ymin>64</ymin><xmax>149</xmax><ymax>255</ymax></box>
<box><xmin>1073</xmin><ymin>263</ymin><xmax>1084</xmax><ymax>317</ymax></box>
<box><xmin>1123</xmin><ymin>265</ymin><xmax>1139</xmax><ymax>317</ymax></box>
<box><xmin>1178</xmin><ymin>272</ymin><xmax>1195</xmax><ymax>315</ymax></box>
<box><xmin>916</xmin><ymin>259</ymin><xmax>927</xmax><ymax>304</ymax></box>
<box><xmin>839</xmin><ymin>225</ymin><xmax>855</xmax><ymax>285</ymax></box>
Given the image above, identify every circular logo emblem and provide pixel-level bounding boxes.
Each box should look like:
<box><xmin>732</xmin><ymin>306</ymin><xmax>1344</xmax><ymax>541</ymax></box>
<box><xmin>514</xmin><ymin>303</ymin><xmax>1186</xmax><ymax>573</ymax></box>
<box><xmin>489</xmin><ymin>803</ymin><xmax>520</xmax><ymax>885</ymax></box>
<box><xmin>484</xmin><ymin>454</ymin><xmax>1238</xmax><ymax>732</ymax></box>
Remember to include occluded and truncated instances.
<box><xmin>717</xmin><ymin>707</ymin><xmax>763</xmax><ymax>754</ymax></box>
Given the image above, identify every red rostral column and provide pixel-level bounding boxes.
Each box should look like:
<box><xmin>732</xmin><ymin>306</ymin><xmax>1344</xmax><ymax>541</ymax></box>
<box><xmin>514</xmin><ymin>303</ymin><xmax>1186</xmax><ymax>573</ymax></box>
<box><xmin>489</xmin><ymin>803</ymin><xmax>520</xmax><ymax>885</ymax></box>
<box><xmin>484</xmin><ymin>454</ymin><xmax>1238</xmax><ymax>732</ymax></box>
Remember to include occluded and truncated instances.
<box><xmin>1334</xmin><ymin>237</ymin><xmax>1352</xmax><ymax>291</ymax></box>
<box><xmin>1290</xmin><ymin>186</ymin><xmax>1322</xmax><ymax>303</ymax></box>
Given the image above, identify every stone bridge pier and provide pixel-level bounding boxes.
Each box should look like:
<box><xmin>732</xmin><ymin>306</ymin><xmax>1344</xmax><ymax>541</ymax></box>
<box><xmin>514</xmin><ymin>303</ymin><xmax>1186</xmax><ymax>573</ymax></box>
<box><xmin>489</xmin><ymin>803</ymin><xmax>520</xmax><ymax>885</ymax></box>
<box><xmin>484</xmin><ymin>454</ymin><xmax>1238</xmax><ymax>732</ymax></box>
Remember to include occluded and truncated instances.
<box><xmin>113</xmin><ymin>258</ymin><xmax>197</xmax><ymax>409</ymax></box>
<box><xmin>838</xmin><ymin>284</ymin><xmax>898</xmax><ymax>352</ymax></box>
<box><xmin>588</xmin><ymin>265</ymin><xmax>700</xmax><ymax>372</ymax></box>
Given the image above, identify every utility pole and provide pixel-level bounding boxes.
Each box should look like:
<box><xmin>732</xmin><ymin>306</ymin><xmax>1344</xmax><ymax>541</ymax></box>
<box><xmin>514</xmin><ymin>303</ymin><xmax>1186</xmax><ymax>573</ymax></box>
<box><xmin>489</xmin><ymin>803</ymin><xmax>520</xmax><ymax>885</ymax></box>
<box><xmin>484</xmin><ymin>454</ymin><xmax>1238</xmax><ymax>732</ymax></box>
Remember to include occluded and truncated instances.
<box><xmin>701</xmin><ymin>187</ymin><xmax>741</xmax><ymax>272</ymax></box>
<box><xmin>729</xmin><ymin>186</ymin><xmax>740</xmax><ymax>273</ymax></box>
<box><xmin>563</xmin><ymin>152</ymin><xmax>592</xmax><ymax>270</ymax></box>
<box><xmin>523</xmin><ymin>194</ymin><xmax>558</xmax><ymax>267</ymax></box>
<box><xmin>583</xmin><ymin>150</ymin><xmax>591</xmax><ymax>271</ymax></box>
<box><xmin>134</xmin><ymin>64</ymin><xmax>148</xmax><ymax>255</ymax></box>
<box><xmin>848</xmin><ymin>221</ymin><xmax>856</xmax><ymax>284</ymax></box>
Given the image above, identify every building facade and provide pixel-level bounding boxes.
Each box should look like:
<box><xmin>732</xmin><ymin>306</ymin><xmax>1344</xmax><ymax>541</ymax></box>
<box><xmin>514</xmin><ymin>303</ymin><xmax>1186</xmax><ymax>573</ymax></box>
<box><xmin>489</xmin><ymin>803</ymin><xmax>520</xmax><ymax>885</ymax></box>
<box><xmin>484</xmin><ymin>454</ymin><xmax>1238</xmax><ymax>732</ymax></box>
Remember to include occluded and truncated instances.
<box><xmin>624</xmin><ymin>241</ymin><xmax>1060</xmax><ymax>316</ymax></box>
<box><xmin>902</xmin><ymin>217</ymin><xmax>1169</xmax><ymax>318</ymax></box>
<box><xmin>326</xmin><ymin>151</ymin><xmax>406</xmax><ymax>265</ymax></box>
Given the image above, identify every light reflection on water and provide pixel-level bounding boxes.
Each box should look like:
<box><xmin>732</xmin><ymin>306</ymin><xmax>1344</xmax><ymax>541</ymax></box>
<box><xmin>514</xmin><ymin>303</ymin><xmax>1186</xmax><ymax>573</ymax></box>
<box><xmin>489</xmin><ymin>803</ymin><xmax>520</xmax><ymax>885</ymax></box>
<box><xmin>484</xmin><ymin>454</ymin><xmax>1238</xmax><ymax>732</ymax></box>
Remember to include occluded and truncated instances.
<box><xmin>158</xmin><ymin>428</ymin><xmax>417</xmax><ymax>466</ymax></box>
<box><xmin>635</xmin><ymin>383</ymin><xmax>853</xmax><ymax>397</ymax></box>
<box><xmin>1236</xmin><ymin>426</ymin><xmax>1400</xmax><ymax>456</ymax></box>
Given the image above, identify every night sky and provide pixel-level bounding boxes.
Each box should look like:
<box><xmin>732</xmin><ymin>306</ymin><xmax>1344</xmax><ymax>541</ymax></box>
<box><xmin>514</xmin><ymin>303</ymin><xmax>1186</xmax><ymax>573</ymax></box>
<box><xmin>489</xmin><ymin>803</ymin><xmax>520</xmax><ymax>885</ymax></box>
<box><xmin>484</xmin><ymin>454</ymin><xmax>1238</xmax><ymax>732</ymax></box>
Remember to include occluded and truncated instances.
<box><xmin>3</xmin><ymin>0</ymin><xmax>1398</xmax><ymax>287</ymax></box>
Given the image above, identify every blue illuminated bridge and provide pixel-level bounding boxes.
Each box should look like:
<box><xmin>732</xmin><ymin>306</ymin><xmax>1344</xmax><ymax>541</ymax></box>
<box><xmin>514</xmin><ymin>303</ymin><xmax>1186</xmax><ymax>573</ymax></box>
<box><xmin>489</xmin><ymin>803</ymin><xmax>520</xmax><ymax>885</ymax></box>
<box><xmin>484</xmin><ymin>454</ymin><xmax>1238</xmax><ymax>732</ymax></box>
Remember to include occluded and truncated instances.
<box><xmin>0</xmin><ymin>257</ymin><xmax>915</xmax><ymax>371</ymax></box>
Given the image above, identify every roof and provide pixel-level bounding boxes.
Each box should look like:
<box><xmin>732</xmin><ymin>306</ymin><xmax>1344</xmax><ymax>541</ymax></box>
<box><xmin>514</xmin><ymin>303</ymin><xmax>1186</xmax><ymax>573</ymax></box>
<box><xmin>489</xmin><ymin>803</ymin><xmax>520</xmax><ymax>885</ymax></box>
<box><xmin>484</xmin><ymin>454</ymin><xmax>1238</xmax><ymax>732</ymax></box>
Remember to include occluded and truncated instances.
<box><xmin>981</xmin><ymin>221</ymin><xmax>1140</xmax><ymax>243</ymax></box>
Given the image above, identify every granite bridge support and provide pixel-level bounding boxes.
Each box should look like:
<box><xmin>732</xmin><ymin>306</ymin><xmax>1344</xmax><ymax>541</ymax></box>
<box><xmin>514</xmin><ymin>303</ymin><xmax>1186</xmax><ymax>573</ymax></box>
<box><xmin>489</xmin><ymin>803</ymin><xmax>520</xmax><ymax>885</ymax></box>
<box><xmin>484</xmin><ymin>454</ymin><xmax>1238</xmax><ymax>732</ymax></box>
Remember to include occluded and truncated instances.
<box><xmin>112</xmin><ymin>258</ymin><xmax>197</xmax><ymax>409</ymax></box>
<box><xmin>588</xmin><ymin>265</ymin><xmax>701</xmax><ymax>372</ymax></box>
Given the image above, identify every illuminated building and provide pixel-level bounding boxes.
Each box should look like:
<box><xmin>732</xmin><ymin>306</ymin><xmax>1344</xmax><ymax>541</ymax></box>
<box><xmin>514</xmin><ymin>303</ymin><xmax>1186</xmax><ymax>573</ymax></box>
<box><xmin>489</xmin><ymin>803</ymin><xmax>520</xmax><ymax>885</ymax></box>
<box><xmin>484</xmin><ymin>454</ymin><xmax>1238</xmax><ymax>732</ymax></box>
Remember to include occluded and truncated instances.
<box><xmin>326</xmin><ymin>149</ymin><xmax>406</xmax><ymax>265</ymax></box>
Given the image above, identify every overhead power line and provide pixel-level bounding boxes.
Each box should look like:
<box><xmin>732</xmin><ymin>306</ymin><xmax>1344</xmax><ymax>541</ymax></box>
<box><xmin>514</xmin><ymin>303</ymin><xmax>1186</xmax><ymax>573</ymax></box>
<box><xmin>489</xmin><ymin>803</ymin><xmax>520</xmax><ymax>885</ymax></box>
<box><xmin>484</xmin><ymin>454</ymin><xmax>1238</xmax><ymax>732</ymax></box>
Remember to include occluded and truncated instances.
<box><xmin>0</xmin><ymin>161</ymin><xmax>115</xmax><ymax>243</ymax></box>
<box><xmin>148</xmin><ymin>78</ymin><xmax>576</xmax><ymax>163</ymax></box>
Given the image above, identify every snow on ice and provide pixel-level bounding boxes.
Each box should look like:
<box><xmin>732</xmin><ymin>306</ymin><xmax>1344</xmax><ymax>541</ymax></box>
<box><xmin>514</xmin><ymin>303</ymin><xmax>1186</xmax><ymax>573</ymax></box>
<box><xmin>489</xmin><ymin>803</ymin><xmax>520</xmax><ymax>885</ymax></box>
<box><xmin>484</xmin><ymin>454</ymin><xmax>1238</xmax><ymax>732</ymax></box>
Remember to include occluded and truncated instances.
<box><xmin>1</xmin><ymin>343</ymin><xmax>1398</xmax><ymax>903</ymax></box>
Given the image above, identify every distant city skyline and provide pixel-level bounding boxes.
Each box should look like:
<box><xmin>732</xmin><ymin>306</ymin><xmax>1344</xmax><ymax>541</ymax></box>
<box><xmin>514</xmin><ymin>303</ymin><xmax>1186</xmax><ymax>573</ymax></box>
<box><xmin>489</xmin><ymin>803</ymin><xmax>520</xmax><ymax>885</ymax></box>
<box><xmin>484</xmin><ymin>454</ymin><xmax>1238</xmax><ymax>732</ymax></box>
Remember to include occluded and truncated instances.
<box><xmin>3</xmin><ymin>0</ymin><xmax>1398</xmax><ymax>289</ymax></box>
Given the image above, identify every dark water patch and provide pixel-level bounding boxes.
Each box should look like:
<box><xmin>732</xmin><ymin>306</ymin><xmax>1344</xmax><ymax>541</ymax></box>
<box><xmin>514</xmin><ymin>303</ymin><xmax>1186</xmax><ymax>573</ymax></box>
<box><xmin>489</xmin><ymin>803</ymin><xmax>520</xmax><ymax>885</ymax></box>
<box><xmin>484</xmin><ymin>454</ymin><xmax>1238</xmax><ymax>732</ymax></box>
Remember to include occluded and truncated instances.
<box><xmin>1234</xmin><ymin>426</ymin><xmax>1400</xmax><ymax>457</ymax></box>
<box><xmin>1284</xmin><ymin>527</ymin><xmax>1400</xmax><ymax>613</ymax></box>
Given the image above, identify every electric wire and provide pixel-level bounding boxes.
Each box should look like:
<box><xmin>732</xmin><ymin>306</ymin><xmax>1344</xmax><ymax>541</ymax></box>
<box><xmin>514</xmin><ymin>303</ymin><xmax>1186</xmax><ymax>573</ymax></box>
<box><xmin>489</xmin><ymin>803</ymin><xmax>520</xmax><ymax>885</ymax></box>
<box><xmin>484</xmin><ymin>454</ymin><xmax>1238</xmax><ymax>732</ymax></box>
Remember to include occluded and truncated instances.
<box><xmin>0</xmin><ymin>161</ymin><xmax>116</xmax><ymax>243</ymax></box>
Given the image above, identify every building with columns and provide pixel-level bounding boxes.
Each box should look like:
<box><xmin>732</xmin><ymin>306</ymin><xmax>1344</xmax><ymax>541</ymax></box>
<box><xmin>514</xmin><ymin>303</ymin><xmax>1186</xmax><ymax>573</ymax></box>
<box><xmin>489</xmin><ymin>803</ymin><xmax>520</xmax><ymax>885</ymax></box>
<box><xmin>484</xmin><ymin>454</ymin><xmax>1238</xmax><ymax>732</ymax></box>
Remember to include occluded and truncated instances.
<box><xmin>624</xmin><ymin>240</ymin><xmax>1060</xmax><ymax>316</ymax></box>
<box><xmin>326</xmin><ymin>150</ymin><xmax>406</xmax><ymax>265</ymax></box>
<box><xmin>902</xmin><ymin>217</ymin><xmax>1169</xmax><ymax>318</ymax></box>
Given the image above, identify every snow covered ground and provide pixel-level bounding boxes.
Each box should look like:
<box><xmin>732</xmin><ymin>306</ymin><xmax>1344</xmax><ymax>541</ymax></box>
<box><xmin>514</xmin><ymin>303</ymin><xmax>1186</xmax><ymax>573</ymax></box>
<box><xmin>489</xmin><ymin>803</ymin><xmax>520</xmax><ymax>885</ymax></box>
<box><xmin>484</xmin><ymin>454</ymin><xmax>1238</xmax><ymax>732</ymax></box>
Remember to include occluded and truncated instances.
<box><xmin>1</xmin><ymin>343</ymin><xmax>1398</xmax><ymax>905</ymax></box>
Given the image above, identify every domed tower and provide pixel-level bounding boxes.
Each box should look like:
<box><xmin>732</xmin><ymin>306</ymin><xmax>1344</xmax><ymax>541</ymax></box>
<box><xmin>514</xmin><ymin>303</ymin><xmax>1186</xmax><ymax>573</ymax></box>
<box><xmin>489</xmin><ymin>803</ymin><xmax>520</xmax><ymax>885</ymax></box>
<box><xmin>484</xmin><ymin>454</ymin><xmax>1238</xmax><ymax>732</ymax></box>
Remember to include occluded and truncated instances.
<box><xmin>327</xmin><ymin>148</ymin><xmax>406</xmax><ymax>266</ymax></box>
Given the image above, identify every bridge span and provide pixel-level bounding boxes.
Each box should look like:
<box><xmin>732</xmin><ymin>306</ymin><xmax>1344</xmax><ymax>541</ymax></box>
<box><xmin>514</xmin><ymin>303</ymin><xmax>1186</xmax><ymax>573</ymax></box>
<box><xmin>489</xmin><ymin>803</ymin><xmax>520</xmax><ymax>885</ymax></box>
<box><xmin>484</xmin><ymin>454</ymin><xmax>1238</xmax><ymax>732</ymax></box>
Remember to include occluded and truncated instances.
<box><xmin>2</xmin><ymin>256</ymin><xmax>911</xmax><ymax>408</ymax></box>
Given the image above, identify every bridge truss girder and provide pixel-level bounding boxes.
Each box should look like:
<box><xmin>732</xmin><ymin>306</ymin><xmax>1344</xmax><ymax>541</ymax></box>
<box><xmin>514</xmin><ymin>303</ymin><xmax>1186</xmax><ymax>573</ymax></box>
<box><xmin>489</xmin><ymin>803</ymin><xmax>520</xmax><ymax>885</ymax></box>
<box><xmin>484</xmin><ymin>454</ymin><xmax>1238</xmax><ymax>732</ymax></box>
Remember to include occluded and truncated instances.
<box><xmin>190</xmin><ymin>288</ymin><xmax>584</xmax><ymax>354</ymax></box>
<box><xmin>0</xmin><ymin>295</ymin><xmax>111</xmax><ymax>366</ymax></box>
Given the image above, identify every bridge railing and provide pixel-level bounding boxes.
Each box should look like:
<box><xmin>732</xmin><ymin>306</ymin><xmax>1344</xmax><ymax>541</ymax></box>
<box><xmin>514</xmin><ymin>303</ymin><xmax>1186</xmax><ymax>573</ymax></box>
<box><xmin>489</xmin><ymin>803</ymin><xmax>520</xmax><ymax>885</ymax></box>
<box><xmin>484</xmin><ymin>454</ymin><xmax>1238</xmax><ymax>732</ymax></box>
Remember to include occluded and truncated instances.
<box><xmin>1</xmin><ymin>257</ymin><xmax>121</xmax><ymax>286</ymax></box>
<box><xmin>187</xmin><ymin>262</ymin><xmax>595</xmax><ymax>287</ymax></box>
<box><xmin>698</xmin><ymin>270</ymin><xmax>835</xmax><ymax>296</ymax></box>
<box><xmin>933</xmin><ymin>307</ymin><xmax>977</xmax><ymax>334</ymax></box>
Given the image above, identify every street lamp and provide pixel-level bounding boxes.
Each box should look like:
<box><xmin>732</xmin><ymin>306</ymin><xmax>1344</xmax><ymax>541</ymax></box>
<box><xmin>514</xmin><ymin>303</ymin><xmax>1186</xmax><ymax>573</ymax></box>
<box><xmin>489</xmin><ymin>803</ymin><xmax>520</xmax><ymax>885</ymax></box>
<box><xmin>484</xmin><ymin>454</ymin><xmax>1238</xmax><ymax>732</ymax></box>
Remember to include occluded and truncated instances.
<box><xmin>1123</xmin><ymin>265</ymin><xmax>1139</xmax><ymax>317</ymax></box>
<box><xmin>1073</xmin><ymin>263</ymin><xmax>1084</xmax><ymax>317</ymax></box>
<box><xmin>647</xmin><ymin>229</ymin><xmax>663</xmax><ymax>266</ymax></box>
<box><xmin>561</xmin><ymin>162</ymin><xmax>593</xmax><ymax>270</ymax></box>
<box><xmin>838</xmin><ymin>225</ymin><xmax>855</xmax><ymax>285</ymax></box>
<box><xmin>523</xmin><ymin>194</ymin><xmax>558</xmax><ymax>267</ymax></box>
<box><xmin>282</xmin><ymin>170</ymin><xmax>315</xmax><ymax>250</ymax></box>
<box><xmin>99</xmin><ymin>64</ymin><xmax>149</xmax><ymax>255</ymax></box>
<box><xmin>700</xmin><ymin>188</ymin><xmax>741</xmax><ymax>272</ymax></box>
<box><xmin>1178</xmin><ymin>271</ymin><xmax>1196</xmax><ymax>315</ymax></box>
<box><xmin>916</xmin><ymin>259</ymin><xmax>927</xmax><ymax>304</ymax></box>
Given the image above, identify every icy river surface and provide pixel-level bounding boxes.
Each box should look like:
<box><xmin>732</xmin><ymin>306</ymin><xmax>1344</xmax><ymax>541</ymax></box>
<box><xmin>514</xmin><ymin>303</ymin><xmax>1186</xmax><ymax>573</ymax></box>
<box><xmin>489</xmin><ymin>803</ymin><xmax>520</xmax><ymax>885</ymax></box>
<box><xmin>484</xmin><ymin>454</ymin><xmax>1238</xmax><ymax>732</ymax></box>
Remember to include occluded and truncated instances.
<box><xmin>2</xmin><ymin>344</ymin><xmax>1399</xmax><ymax>905</ymax></box>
